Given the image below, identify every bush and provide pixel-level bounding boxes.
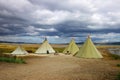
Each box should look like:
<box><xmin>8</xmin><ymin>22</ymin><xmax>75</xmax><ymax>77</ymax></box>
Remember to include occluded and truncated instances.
<box><xmin>27</xmin><ymin>50</ymin><xmax>33</xmax><ymax>53</ymax></box>
<box><xmin>0</xmin><ymin>57</ymin><xmax>26</xmax><ymax>64</ymax></box>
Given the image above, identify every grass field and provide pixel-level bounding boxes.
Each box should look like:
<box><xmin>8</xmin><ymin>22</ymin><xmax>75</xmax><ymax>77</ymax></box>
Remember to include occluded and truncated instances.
<box><xmin>0</xmin><ymin>43</ymin><xmax>66</xmax><ymax>54</ymax></box>
<box><xmin>0</xmin><ymin>57</ymin><xmax>26</xmax><ymax>63</ymax></box>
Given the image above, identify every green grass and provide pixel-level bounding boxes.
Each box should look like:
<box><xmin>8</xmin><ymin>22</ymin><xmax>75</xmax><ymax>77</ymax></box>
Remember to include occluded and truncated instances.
<box><xmin>117</xmin><ymin>64</ymin><xmax>120</xmax><ymax>67</ymax></box>
<box><xmin>0</xmin><ymin>57</ymin><xmax>26</xmax><ymax>64</ymax></box>
<box><xmin>110</xmin><ymin>54</ymin><xmax>120</xmax><ymax>60</ymax></box>
<box><xmin>116</xmin><ymin>72</ymin><xmax>120</xmax><ymax>80</ymax></box>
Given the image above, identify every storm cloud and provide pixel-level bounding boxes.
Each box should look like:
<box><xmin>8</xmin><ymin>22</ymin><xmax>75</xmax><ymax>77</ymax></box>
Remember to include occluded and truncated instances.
<box><xmin>0</xmin><ymin>0</ymin><xmax>120</xmax><ymax>43</ymax></box>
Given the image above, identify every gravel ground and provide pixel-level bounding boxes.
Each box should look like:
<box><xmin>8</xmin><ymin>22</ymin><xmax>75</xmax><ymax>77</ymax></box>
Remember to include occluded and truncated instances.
<box><xmin>0</xmin><ymin>53</ymin><xmax>120</xmax><ymax>80</ymax></box>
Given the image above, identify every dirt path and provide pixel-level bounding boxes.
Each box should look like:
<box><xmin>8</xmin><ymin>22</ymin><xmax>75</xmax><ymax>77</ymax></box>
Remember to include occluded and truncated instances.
<box><xmin>0</xmin><ymin>54</ymin><xmax>120</xmax><ymax>80</ymax></box>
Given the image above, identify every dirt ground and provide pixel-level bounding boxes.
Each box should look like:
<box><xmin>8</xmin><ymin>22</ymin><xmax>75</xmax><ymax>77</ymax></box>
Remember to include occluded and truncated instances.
<box><xmin>0</xmin><ymin>54</ymin><xmax>120</xmax><ymax>80</ymax></box>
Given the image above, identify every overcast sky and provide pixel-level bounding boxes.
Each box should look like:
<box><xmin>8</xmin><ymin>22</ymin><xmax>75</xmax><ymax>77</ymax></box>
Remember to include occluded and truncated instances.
<box><xmin>0</xmin><ymin>0</ymin><xmax>120</xmax><ymax>43</ymax></box>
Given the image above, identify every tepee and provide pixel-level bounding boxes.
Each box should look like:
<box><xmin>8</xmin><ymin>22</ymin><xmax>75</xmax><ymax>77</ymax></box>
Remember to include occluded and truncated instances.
<box><xmin>63</xmin><ymin>38</ymin><xmax>79</xmax><ymax>55</ymax></box>
<box><xmin>35</xmin><ymin>38</ymin><xmax>55</xmax><ymax>54</ymax></box>
<box><xmin>74</xmin><ymin>35</ymin><xmax>103</xmax><ymax>58</ymax></box>
<box><xmin>11</xmin><ymin>46</ymin><xmax>28</xmax><ymax>55</ymax></box>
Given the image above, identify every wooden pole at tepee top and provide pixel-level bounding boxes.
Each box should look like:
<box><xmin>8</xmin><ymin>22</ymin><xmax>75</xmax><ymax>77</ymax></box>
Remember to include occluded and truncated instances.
<box><xmin>44</xmin><ymin>36</ymin><xmax>47</xmax><ymax>41</ymax></box>
<box><xmin>71</xmin><ymin>37</ymin><xmax>74</xmax><ymax>41</ymax></box>
<box><xmin>87</xmin><ymin>34</ymin><xmax>91</xmax><ymax>38</ymax></box>
<box><xmin>41</xmin><ymin>36</ymin><xmax>47</xmax><ymax>42</ymax></box>
<box><xmin>71</xmin><ymin>34</ymin><xmax>75</xmax><ymax>40</ymax></box>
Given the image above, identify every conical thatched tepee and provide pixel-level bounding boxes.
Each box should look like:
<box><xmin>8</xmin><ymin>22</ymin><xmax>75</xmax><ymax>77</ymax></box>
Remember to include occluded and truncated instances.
<box><xmin>63</xmin><ymin>38</ymin><xmax>79</xmax><ymax>55</ymax></box>
<box><xmin>11</xmin><ymin>46</ymin><xmax>28</xmax><ymax>55</ymax></box>
<box><xmin>35</xmin><ymin>38</ymin><xmax>55</xmax><ymax>54</ymax></box>
<box><xmin>74</xmin><ymin>35</ymin><xmax>103</xmax><ymax>58</ymax></box>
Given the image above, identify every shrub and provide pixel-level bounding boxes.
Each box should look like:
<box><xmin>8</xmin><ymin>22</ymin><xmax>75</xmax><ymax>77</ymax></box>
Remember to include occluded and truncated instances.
<box><xmin>27</xmin><ymin>50</ymin><xmax>33</xmax><ymax>53</ymax></box>
<box><xmin>0</xmin><ymin>57</ymin><xmax>26</xmax><ymax>64</ymax></box>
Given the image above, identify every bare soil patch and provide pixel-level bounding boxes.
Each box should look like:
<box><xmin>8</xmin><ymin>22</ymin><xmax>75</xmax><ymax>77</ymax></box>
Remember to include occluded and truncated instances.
<box><xmin>0</xmin><ymin>54</ymin><xmax>120</xmax><ymax>80</ymax></box>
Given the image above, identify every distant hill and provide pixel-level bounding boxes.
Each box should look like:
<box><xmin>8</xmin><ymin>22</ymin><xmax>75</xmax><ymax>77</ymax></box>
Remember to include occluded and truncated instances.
<box><xmin>95</xmin><ymin>42</ymin><xmax>120</xmax><ymax>45</ymax></box>
<box><xmin>0</xmin><ymin>41</ymin><xmax>31</xmax><ymax>44</ymax></box>
<box><xmin>0</xmin><ymin>41</ymin><xmax>120</xmax><ymax>45</ymax></box>
<box><xmin>76</xmin><ymin>42</ymin><xmax>120</xmax><ymax>45</ymax></box>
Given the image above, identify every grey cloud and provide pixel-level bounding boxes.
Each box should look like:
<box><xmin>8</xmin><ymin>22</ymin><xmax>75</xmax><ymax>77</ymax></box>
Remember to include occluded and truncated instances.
<box><xmin>0</xmin><ymin>0</ymin><xmax>120</xmax><ymax>43</ymax></box>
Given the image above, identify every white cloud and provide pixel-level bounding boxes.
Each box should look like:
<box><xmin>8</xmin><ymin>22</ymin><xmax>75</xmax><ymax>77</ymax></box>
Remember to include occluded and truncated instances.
<box><xmin>0</xmin><ymin>0</ymin><xmax>34</xmax><ymax>12</ymax></box>
<box><xmin>92</xmin><ymin>33</ymin><xmax>120</xmax><ymax>38</ymax></box>
<box><xmin>26</xmin><ymin>26</ymin><xmax>57</xmax><ymax>32</ymax></box>
<box><xmin>93</xmin><ymin>0</ymin><xmax>120</xmax><ymax>12</ymax></box>
<box><xmin>24</xmin><ymin>26</ymin><xmax>39</xmax><ymax>36</ymax></box>
<box><xmin>87</xmin><ymin>12</ymin><xmax>120</xmax><ymax>29</ymax></box>
<box><xmin>1</xmin><ymin>0</ymin><xmax>120</xmax><ymax>26</ymax></box>
<box><xmin>45</xmin><ymin>36</ymin><xmax>59</xmax><ymax>38</ymax></box>
<box><xmin>32</xmin><ymin>10</ymin><xmax>82</xmax><ymax>25</ymax></box>
<box><xmin>91</xmin><ymin>33</ymin><xmax>120</xmax><ymax>42</ymax></box>
<box><xmin>26</xmin><ymin>32</ymin><xmax>39</xmax><ymax>36</ymax></box>
<box><xmin>25</xmin><ymin>26</ymin><xmax>57</xmax><ymax>36</ymax></box>
<box><xmin>87</xmin><ymin>25</ymin><xmax>109</xmax><ymax>30</ymax></box>
<box><xmin>32</xmin><ymin>9</ymin><xmax>93</xmax><ymax>25</ymax></box>
<box><xmin>107</xmin><ymin>12</ymin><xmax>120</xmax><ymax>25</ymax></box>
<box><xmin>87</xmin><ymin>25</ymin><xmax>103</xmax><ymax>29</ymax></box>
<box><xmin>91</xmin><ymin>13</ymin><xmax>104</xmax><ymax>24</ymax></box>
<box><xmin>37</xmin><ymin>28</ymin><xmax>57</xmax><ymax>32</ymax></box>
<box><xmin>30</xmin><ymin>0</ymin><xmax>96</xmax><ymax>12</ymax></box>
<box><xmin>0</xmin><ymin>10</ymin><xmax>13</xmax><ymax>16</ymax></box>
<box><xmin>0</xmin><ymin>0</ymin><xmax>97</xmax><ymax>25</ymax></box>
<box><xmin>26</xmin><ymin>26</ymin><xmax>35</xmax><ymax>33</ymax></box>
<box><xmin>0</xmin><ymin>36</ymin><xmax>43</xmax><ymax>43</ymax></box>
